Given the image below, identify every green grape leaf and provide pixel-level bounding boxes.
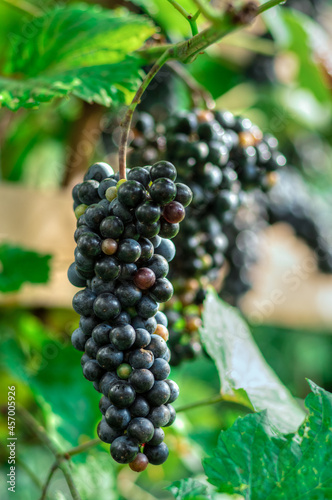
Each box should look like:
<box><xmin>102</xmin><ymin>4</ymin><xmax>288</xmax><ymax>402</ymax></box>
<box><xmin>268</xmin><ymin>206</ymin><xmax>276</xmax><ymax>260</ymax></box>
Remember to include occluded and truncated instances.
<box><xmin>0</xmin><ymin>243</ymin><xmax>52</xmax><ymax>292</ymax></box>
<box><xmin>167</xmin><ymin>479</ymin><xmax>209</xmax><ymax>499</ymax></box>
<box><xmin>200</xmin><ymin>290</ymin><xmax>305</xmax><ymax>434</ymax></box>
<box><xmin>203</xmin><ymin>381</ymin><xmax>332</xmax><ymax>499</ymax></box>
<box><xmin>6</xmin><ymin>5</ymin><xmax>154</xmax><ymax>76</ymax></box>
<box><xmin>1</xmin><ymin>4</ymin><xmax>154</xmax><ymax>109</ymax></box>
<box><xmin>0</xmin><ymin>60</ymin><xmax>142</xmax><ymax>110</ymax></box>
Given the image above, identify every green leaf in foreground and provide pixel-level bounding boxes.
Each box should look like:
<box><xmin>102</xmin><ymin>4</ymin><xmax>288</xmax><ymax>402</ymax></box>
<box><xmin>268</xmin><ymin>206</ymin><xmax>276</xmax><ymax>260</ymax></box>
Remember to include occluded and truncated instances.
<box><xmin>0</xmin><ymin>243</ymin><xmax>51</xmax><ymax>292</ymax></box>
<box><xmin>0</xmin><ymin>60</ymin><xmax>142</xmax><ymax>110</ymax></box>
<box><xmin>203</xmin><ymin>381</ymin><xmax>332</xmax><ymax>499</ymax></box>
<box><xmin>200</xmin><ymin>290</ymin><xmax>304</xmax><ymax>434</ymax></box>
<box><xmin>1</xmin><ymin>4</ymin><xmax>154</xmax><ymax>109</ymax></box>
<box><xmin>7</xmin><ymin>5</ymin><xmax>154</xmax><ymax>76</ymax></box>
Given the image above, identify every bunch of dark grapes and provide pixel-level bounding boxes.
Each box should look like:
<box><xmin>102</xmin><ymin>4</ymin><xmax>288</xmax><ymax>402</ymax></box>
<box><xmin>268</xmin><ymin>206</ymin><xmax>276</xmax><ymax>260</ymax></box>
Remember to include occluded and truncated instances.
<box><xmin>126</xmin><ymin>108</ymin><xmax>285</xmax><ymax>363</ymax></box>
<box><xmin>266</xmin><ymin>169</ymin><xmax>332</xmax><ymax>273</ymax></box>
<box><xmin>68</xmin><ymin>160</ymin><xmax>192</xmax><ymax>470</ymax></box>
<box><xmin>221</xmin><ymin>170</ymin><xmax>332</xmax><ymax>306</ymax></box>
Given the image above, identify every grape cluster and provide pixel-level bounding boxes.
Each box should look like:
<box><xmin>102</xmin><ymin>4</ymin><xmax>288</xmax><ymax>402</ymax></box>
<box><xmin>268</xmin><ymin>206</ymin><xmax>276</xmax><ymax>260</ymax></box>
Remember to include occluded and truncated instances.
<box><xmin>266</xmin><ymin>169</ymin><xmax>332</xmax><ymax>273</ymax></box>
<box><xmin>125</xmin><ymin>108</ymin><xmax>285</xmax><ymax>363</ymax></box>
<box><xmin>129</xmin><ymin>109</ymin><xmax>285</xmax><ymax>282</ymax></box>
<box><xmin>68</xmin><ymin>161</ymin><xmax>192</xmax><ymax>470</ymax></box>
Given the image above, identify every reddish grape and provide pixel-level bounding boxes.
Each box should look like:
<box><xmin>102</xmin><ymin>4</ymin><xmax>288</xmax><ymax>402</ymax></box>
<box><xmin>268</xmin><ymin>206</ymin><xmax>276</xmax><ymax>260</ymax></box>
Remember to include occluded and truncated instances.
<box><xmin>134</xmin><ymin>268</ymin><xmax>156</xmax><ymax>290</ymax></box>
<box><xmin>163</xmin><ymin>201</ymin><xmax>185</xmax><ymax>224</ymax></box>
<box><xmin>129</xmin><ymin>452</ymin><xmax>149</xmax><ymax>472</ymax></box>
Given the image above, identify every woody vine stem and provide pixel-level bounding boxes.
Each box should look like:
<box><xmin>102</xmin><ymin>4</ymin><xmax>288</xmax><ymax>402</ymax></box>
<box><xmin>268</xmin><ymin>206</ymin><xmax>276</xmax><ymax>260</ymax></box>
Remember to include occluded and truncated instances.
<box><xmin>118</xmin><ymin>0</ymin><xmax>285</xmax><ymax>179</ymax></box>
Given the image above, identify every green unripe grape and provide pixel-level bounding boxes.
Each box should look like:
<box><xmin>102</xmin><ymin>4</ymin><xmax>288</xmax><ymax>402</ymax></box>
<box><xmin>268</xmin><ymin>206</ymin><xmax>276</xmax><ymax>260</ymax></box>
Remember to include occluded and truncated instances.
<box><xmin>75</xmin><ymin>204</ymin><xmax>88</xmax><ymax>219</ymax></box>
<box><xmin>117</xmin><ymin>363</ymin><xmax>133</xmax><ymax>380</ymax></box>
<box><xmin>105</xmin><ymin>186</ymin><xmax>118</xmax><ymax>202</ymax></box>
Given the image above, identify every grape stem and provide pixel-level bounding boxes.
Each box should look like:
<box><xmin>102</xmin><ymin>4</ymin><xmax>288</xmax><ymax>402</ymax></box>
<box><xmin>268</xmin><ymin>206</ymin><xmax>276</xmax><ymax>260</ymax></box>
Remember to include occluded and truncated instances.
<box><xmin>176</xmin><ymin>394</ymin><xmax>254</xmax><ymax>414</ymax></box>
<box><xmin>258</xmin><ymin>0</ymin><xmax>286</xmax><ymax>14</ymax></box>
<box><xmin>167</xmin><ymin>60</ymin><xmax>215</xmax><ymax>110</ymax></box>
<box><xmin>118</xmin><ymin>48</ymin><xmax>173</xmax><ymax>179</ymax></box>
<box><xmin>167</xmin><ymin>0</ymin><xmax>199</xmax><ymax>36</ymax></box>
<box><xmin>15</xmin><ymin>405</ymin><xmax>100</xmax><ymax>500</ymax></box>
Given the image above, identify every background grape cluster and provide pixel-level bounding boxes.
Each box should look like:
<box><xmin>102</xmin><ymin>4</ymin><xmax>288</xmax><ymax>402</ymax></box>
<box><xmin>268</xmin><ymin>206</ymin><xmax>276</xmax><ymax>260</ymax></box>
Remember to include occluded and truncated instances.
<box><xmin>119</xmin><ymin>108</ymin><xmax>286</xmax><ymax>364</ymax></box>
<box><xmin>68</xmin><ymin>161</ymin><xmax>192</xmax><ymax>470</ymax></box>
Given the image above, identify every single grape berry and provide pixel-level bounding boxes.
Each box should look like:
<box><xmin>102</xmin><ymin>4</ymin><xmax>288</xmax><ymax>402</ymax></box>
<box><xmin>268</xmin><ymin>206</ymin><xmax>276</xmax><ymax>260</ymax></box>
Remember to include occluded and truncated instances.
<box><xmin>100</xmin><ymin>216</ymin><xmax>124</xmax><ymax>239</ymax></box>
<box><xmin>78</xmin><ymin>180</ymin><xmax>100</xmax><ymax>205</ymax></box>
<box><xmin>146</xmin><ymin>380</ymin><xmax>171</xmax><ymax>406</ymax></box>
<box><xmin>127</xmin><ymin>417</ymin><xmax>154</xmax><ymax>443</ymax></box>
<box><xmin>72</xmin><ymin>289</ymin><xmax>96</xmax><ymax>316</ymax></box>
<box><xmin>154</xmin><ymin>324</ymin><xmax>169</xmax><ymax>342</ymax></box>
<box><xmin>117</xmin><ymin>180</ymin><xmax>146</xmax><ymax>208</ymax></box>
<box><xmin>111</xmin><ymin>436</ymin><xmax>139</xmax><ymax>464</ymax></box>
<box><xmin>150</xmin><ymin>178</ymin><xmax>177</xmax><ymax>205</ymax></box>
<box><xmin>117</xmin><ymin>239</ymin><xmax>141</xmax><ymax>263</ymax></box>
<box><xmin>149</xmin><ymin>278</ymin><xmax>173</xmax><ymax>303</ymax></box>
<box><xmin>144</xmin><ymin>443</ymin><xmax>169</xmax><ymax>465</ymax></box>
<box><xmin>97</xmin><ymin>418</ymin><xmax>122</xmax><ymax>444</ymax></box>
<box><xmin>117</xmin><ymin>363</ymin><xmax>133</xmax><ymax>379</ymax></box>
<box><xmin>105</xmin><ymin>405</ymin><xmax>131</xmax><ymax>429</ymax></box>
<box><xmin>84</xmin><ymin>204</ymin><xmax>107</xmax><ymax>230</ymax></box>
<box><xmin>108</xmin><ymin>324</ymin><xmax>135</xmax><ymax>350</ymax></box>
<box><xmin>150</xmin><ymin>358</ymin><xmax>170</xmax><ymax>380</ymax></box>
<box><xmin>150</xmin><ymin>161</ymin><xmax>177</xmax><ymax>181</ymax></box>
<box><xmin>77</xmin><ymin>232</ymin><xmax>102</xmax><ymax>258</ymax></box>
<box><xmin>129</xmin><ymin>396</ymin><xmax>150</xmax><ymax>418</ymax></box>
<box><xmin>129</xmin><ymin>453</ymin><xmax>149</xmax><ymax>472</ymax></box>
<box><xmin>116</xmin><ymin>282</ymin><xmax>142</xmax><ymax>307</ymax></box>
<box><xmin>108</xmin><ymin>381</ymin><xmax>136</xmax><ymax>408</ymax></box>
<box><xmin>159</xmin><ymin>220</ymin><xmax>179</xmax><ymax>239</ymax></box>
<box><xmin>163</xmin><ymin>201</ymin><xmax>185</xmax><ymax>224</ymax></box>
<box><xmin>129</xmin><ymin>369</ymin><xmax>154</xmax><ymax>393</ymax></box>
<box><xmin>95</xmin><ymin>256</ymin><xmax>120</xmax><ymax>281</ymax></box>
<box><xmin>134</xmin><ymin>268</ymin><xmax>156</xmax><ymax>290</ymax></box>
<box><xmin>148</xmin><ymin>405</ymin><xmax>170</xmax><ymax>427</ymax></box>
<box><xmin>84</xmin><ymin>162</ymin><xmax>114</xmax><ymax>182</ymax></box>
<box><xmin>155</xmin><ymin>239</ymin><xmax>176</xmax><ymax>262</ymax></box>
<box><xmin>101</xmin><ymin>238</ymin><xmax>118</xmax><ymax>255</ymax></box>
<box><xmin>129</xmin><ymin>349</ymin><xmax>154</xmax><ymax>369</ymax></box>
<box><xmin>136</xmin><ymin>296</ymin><xmax>159</xmax><ymax>319</ymax></box>
<box><xmin>135</xmin><ymin>201</ymin><xmax>161</xmax><ymax>224</ymax></box>
<box><xmin>127</xmin><ymin>167</ymin><xmax>150</xmax><ymax>187</ymax></box>
<box><xmin>83</xmin><ymin>360</ymin><xmax>104</xmax><ymax>381</ymax></box>
<box><xmin>174</xmin><ymin>183</ymin><xmax>193</xmax><ymax>207</ymax></box>
<box><xmin>93</xmin><ymin>293</ymin><xmax>121</xmax><ymax>320</ymax></box>
<box><xmin>96</xmin><ymin>345</ymin><xmax>123</xmax><ymax>370</ymax></box>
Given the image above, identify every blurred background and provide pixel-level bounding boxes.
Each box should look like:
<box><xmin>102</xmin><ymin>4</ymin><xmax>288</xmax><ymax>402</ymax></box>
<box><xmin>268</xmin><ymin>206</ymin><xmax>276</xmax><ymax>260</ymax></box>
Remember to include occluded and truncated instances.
<box><xmin>0</xmin><ymin>0</ymin><xmax>332</xmax><ymax>498</ymax></box>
